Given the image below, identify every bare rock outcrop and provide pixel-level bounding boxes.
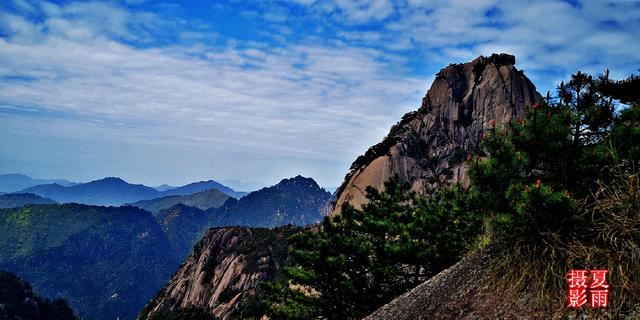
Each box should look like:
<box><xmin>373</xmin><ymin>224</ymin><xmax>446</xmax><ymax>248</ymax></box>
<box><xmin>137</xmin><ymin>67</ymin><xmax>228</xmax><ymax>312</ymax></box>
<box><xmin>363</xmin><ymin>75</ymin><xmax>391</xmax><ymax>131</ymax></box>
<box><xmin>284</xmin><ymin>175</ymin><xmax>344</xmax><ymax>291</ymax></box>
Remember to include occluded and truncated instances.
<box><xmin>138</xmin><ymin>226</ymin><xmax>298</xmax><ymax>320</ymax></box>
<box><xmin>364</xmin><ymin>250</ymin><xmax>550</xmax><ymax>320</ymax></box>
<box><xmin>332</xmin><ymin>53</ymin><xmax>543</xmax><ymax>214</ymax></box>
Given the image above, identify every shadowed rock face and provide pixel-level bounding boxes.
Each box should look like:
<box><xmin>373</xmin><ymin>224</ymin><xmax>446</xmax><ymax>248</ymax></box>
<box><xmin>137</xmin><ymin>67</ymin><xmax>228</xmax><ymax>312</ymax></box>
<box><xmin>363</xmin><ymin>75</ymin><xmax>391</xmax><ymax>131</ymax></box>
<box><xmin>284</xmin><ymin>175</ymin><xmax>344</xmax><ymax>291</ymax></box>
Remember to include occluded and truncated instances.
<box><xmin>331</xmin><ymin>53</ymin><xmax>543</xmax><ymax>214</ymax></box>
<box><xmin>138</xmin><ymin>226</ymin><xmax>299</xmax><ymax>320</ymax></box>
<box><xmin>0</xmin><ymin>271</ymin><xmax>77</xmax><ymax>320</ymax></box>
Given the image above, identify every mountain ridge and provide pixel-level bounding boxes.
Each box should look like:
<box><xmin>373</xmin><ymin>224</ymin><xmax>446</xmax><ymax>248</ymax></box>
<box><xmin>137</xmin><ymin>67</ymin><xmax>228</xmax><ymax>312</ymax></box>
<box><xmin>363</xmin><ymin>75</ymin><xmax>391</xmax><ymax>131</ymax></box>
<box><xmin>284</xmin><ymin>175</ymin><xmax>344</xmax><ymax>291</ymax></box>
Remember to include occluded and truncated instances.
<box><xmin>18</xmin><ymin>177</ymin><xmax>245</xmax><ymax>206</ymax></box>
<box><xmin>127</xmin><ymin>188</ymin><xmax>231</xmax><ymax>214</ymax></box>
<box><xmin>0</xmin><ymin>193</ymin><xmax>58</xmax><ymax>208</ymax></box>
<box><xmin>213</xmin><ymin>175</ymin><xmax>331</xmax><ymax>227</ymax></box>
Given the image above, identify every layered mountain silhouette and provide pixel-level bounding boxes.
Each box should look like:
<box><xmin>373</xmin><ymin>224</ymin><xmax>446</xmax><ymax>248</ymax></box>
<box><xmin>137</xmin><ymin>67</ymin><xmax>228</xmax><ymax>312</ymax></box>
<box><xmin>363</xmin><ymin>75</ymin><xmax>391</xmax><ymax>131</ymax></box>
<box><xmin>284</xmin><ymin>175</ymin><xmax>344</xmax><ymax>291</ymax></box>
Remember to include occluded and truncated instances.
<box><xmin>127</xmin><ymin>188</ymin><xmax>231</xmax><ymax>214</ymax></box>
<box><xmin>0</xmin><ymin>174</ymin><xmax>76</xmax><ymax>193</ymax></box>
<box><xmin>0</xmin><ymin>193</ymin><xmax>57</xmax><ymax>208</ymax></box>
<box><xmin>159</xmin><ymin>180</ymin><xmax>247</xmax><ymax>199</ymax></box>
<box><xmin>20</xmin><ymin>177</ymin><xmax>159</xmax><ymax>206</ymax></box>
<box><xmin>18</xmin><ymin>177</ymin><xmax>245</xmax><ymax>206</ymax></box>
<box><xmin>153</xmin><ymin>184</ymin><xmax>176</xmax><ymax>192</ymax></box>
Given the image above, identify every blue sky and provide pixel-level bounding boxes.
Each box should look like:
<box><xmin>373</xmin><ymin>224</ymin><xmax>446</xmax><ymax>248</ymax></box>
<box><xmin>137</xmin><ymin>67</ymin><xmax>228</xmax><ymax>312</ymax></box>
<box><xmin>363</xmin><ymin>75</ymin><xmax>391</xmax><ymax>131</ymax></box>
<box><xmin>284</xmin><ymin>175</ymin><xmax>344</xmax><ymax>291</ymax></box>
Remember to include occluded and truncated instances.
<box><xmin>0</xmin><ymin>0</ymin><xmax>639</xmax><ymax>189</ymax></box>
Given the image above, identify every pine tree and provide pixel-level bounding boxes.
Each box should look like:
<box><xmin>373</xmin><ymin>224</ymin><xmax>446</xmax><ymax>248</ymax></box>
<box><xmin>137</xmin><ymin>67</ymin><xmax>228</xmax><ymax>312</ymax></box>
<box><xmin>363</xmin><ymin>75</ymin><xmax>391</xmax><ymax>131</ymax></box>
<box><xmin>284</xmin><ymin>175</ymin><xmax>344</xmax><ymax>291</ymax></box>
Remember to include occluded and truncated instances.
<box><xmin>260</xmin><ymin>177</ymin><xmax>480</xmax><ymax>320</ymax></box>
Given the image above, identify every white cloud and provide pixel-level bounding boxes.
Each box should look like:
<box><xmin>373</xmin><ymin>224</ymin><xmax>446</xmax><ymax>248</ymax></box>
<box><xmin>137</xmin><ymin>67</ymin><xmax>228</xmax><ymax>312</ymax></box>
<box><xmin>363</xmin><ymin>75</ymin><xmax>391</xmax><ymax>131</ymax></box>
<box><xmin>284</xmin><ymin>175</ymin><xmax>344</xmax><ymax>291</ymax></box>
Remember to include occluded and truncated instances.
<box><xmin>0</xmin><ymin>1</ymin><xmax>424</xmax><ymax>186</ymax></box>
<box><xmin>325</xmin><ymin>0</ymin><xmax>640</xmax><ymax>91</ymax></box>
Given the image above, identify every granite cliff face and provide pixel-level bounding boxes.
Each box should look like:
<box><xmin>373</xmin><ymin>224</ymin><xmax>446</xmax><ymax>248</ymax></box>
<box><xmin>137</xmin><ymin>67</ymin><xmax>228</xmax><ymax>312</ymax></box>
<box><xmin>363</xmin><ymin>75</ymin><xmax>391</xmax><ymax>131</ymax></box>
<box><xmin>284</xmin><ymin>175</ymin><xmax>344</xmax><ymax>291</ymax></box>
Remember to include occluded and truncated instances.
<box><xmin>332</xmin><ymin>53</ymin><xmax>543</xmax><ymax>214</ymax></box>
<box><xmin>138</xmin><ymin>226</ymin><xmax>299</xmax><ymax>320</ymax></box>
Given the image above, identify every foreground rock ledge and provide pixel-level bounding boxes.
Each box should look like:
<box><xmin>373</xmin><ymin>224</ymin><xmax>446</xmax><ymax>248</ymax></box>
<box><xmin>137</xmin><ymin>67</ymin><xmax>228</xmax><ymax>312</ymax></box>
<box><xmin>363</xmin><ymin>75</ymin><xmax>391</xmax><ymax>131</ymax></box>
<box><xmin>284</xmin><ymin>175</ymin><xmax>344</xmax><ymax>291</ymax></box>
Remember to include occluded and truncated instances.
<box><xmin>364</xmin><ymin>250</ymin><xmax>551</xmax><ymax>320</ymax></box>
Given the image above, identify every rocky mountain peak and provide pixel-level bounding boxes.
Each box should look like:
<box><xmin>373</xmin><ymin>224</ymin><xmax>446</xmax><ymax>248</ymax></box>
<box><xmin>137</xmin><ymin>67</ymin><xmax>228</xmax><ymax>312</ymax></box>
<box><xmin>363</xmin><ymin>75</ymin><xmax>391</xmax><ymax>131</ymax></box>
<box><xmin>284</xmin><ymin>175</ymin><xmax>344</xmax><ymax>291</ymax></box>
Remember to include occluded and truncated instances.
<box><xmin>275</xmin><ymin>175</ymin><xmax>321</xmax><ymax>190</ymax></box>
<box><xmin>331</xmin><ymin>53</ymin><xmax>543</xmax><ymax>214</ymax></box>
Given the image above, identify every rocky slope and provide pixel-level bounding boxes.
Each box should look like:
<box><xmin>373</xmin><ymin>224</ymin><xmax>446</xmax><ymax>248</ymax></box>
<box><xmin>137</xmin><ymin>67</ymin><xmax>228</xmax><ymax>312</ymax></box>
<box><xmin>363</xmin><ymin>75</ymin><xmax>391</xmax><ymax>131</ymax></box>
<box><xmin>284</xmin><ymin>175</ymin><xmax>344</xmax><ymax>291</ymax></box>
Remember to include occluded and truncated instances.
<box><xmin>332</xmin><ymin>53</ymin><xmax>543</xmax><ymax>214</ymax></box>
<box><xmin>138</xmin><ymin>226</ymin><xmax>299</xmax><ymax>320</ymax></box>
<box><xmin>366</xmin><ymin>250</ymin><xmax>640</xmax><ymax>319</ymax></box>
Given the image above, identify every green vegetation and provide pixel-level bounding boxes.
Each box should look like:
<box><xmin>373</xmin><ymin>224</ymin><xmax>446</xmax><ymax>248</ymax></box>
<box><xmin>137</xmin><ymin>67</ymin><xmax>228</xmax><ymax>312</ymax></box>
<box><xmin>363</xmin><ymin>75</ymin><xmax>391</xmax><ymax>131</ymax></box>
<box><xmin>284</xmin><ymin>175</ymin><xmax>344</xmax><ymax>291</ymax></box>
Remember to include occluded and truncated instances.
<box><xmin>250</xmin><ymin>71</ymin><xmax>640</xmax><ymax>319</ymax></box>
<box><xmin>255</xmin><ymin>178</ymin><xmax>481</xmax><ymax>319</ymax></box>
<box><xmin>156</xmin><ymin>204</ymin><xmax>211</xmax><ymax>259</ymax></box>
<box><xmin>467</xmin><ymin>71</ymin><xmax>640</xmax><ymax>317</ymax></box>
<box><xmin>0</xmin><ymin>204</ymin><xmax>180</xmax><ymax>320</ymax></box>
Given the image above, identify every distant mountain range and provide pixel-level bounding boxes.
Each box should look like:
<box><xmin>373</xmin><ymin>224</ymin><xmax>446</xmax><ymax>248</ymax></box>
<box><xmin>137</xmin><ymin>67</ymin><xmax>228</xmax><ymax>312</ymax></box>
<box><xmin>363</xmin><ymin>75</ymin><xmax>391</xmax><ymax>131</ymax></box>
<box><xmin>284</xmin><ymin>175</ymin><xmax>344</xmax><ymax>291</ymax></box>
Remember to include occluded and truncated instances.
<box><xmin>153</xmin><ymin>184</ymin><xmax>176</xmax><ymax>192</ymax></box>
<box><xmin>10</xmin><ymin>176</ymin><xmax>247</xmax><ymax>206</ymax></box>
<box><xmin>0</xmin><ymin>174</ymin><xmax>77</xmax><ymax>193</ymax></box>
<box><xmin>20</xmin><ymin>177</ymin><xmax>160</xmax><ymax>206</ymax></box>
<box><xmin>127</xmin><ymin>188</ymin><xmax>231</xmax><ymax>214</ymax></box>
<box><xmin>159</xmin><ymin>180</ymin><xmax>247</xmax><ymax>199</ymax></box>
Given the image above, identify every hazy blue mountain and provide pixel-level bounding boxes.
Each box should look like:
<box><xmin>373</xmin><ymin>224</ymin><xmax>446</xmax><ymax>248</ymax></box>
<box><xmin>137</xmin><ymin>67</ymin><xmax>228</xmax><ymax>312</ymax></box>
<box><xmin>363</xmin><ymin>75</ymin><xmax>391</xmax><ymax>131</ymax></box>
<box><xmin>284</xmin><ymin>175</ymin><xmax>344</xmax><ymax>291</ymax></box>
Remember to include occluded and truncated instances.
<box><xmin>0</xmin><ymin>204</ymin><xmax>180</xmax><ymax>320</ymax></box>
<box><xmin>0</xmin><ymin>193</ymin><xmax>57</xmax><ymax>208</ymax></box>
<box><xmin>16</xmin><ymin>176</ymin><xmax>246</xmax><ymax>206</ymax></box>
<box><xmin>20</xmin><ymin>177</ymin><xmax>159</xmax><ymax>206</ymax></box>
<box><xmin>161</xmin><ymin>180</ymin><xmax>247</xmax><ymax>199</ymax></box>
<box><xmin>0</xmin><ymin>174</ymin><xmax>76</xmax><ymax>193</ymax></box>
<box><xmin>154</xmin><ymin>184</ymin><xmax>176</xmax><ymax>192</ymax></box>
<box><xmin>127</xmin><ymin>188</ymin><xmax>231</xmax><ymax>214</ymax></box>
<box><xmin>211</xmin><ymin>176</ymin><xmax>331</xmax><ymax>228</ymax></box>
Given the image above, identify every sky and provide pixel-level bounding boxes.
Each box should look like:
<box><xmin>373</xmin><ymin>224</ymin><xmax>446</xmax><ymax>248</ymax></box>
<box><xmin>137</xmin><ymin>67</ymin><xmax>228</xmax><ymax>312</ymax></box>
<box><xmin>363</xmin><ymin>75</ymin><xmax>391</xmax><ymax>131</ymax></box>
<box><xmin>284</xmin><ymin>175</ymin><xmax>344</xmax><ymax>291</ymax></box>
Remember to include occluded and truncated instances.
<box><xmin>0</xmin><ymin>0</ymin><xmax>639</xmax><ymax>189</ymax></box>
